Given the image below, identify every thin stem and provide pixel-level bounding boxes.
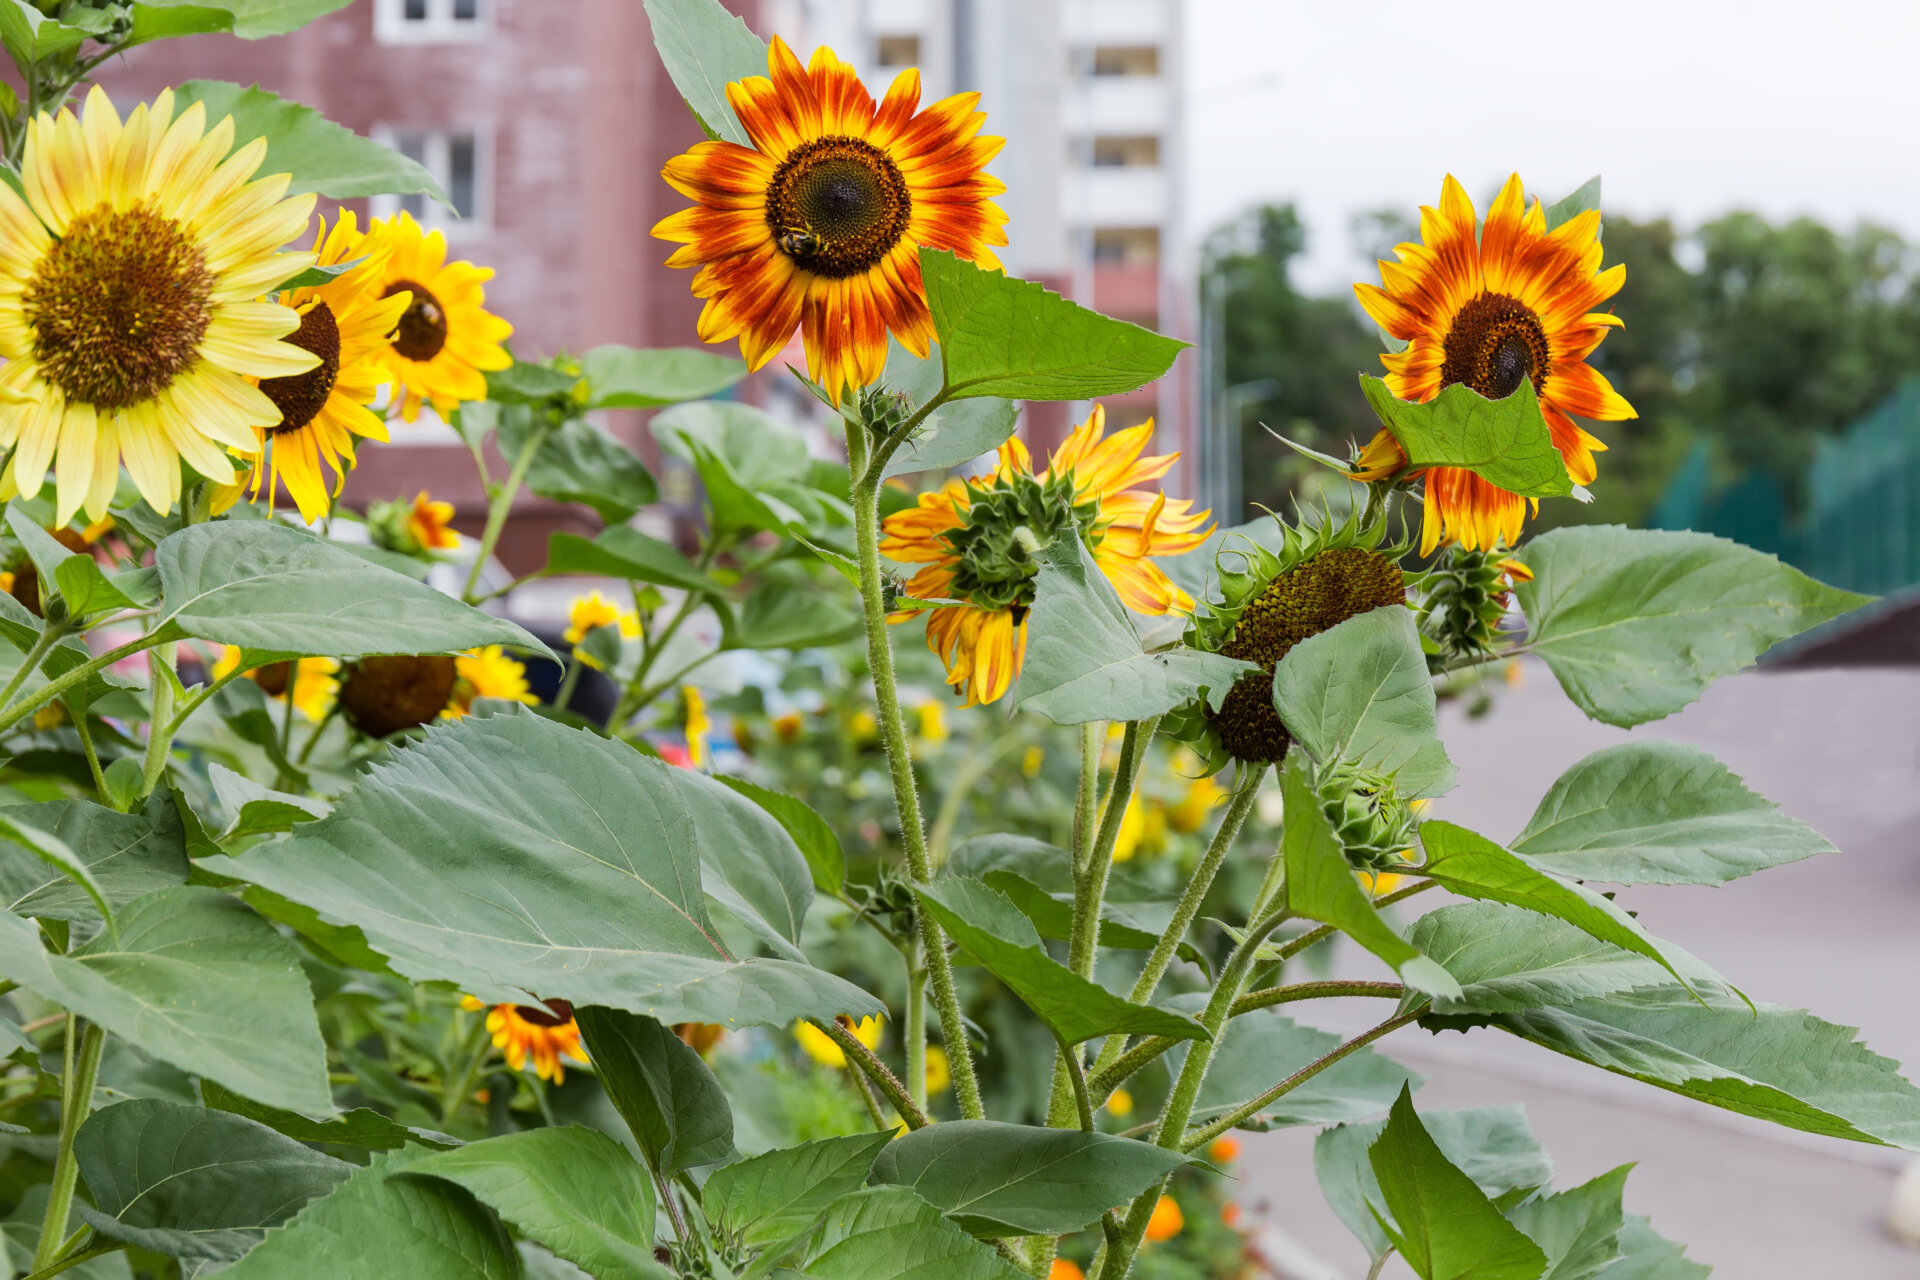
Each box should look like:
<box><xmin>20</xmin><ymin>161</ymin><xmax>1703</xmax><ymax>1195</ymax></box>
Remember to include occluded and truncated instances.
<box><xmin>0</xmin><ymin>631</ymin><xmax>169</xmax><ymax>739</ymax></box>
<box><xmin>1073</xmin><ymin>716</ymin><xmax>1157</xmax><ymax>978</ymax></box>
<box><xmin>0</xmin><ymin>623</ymin><xmax>66</xmax><ymax>715</ymax></box>
<box><xmin>554</xmin><ymin>657</ymin><xmax>584</xmax><ymax>713</ymax></box>
<box><xmin>461</xmin><ymin>419</ymin><xmax>551</xmax><ymax>603</ymax></box>
<box><xmin>1046</xmin><ymin>722</ymin><xmax>1105</xmax><ymax>1129</ymax></box>
<box><xmin>23</xmin><ymin>1240</ymin><xmax>123</xmax><ymax>1280</ymax></box>
<box><xmin>654</xmin><ymin>1168</ymin><xmax>692</xmax><ymax>1244</ymax></box>
<box><xmin>1055</xmin><ymin>1030</ymin><xmax>1095</xmax><ymax>1132</ymax></box>
<box><xmin>32</xmin><ymin>1020</ymin><xmax>103</xmax><ymax>1271</ymax></box>
<box><xmin>809</xmin><ymin>1017</ymin><xmax>928</xmax><ymax>1130</ymax></box>
<box><xmin>1365</xmin><ymin>1250</ymin><xmax>1395</xmax><ymax>1280</ymax></box>
<box><xmin>1086</xmin><ymin>763</ymin><xmax>1263</xmax><ymax>1087</ymax></box>
<box><xmin>1087</xmin><ymin>982</ymin><xmax>1406</xmax><ymax>1098</ymax></box>
<box><xmin>138</xmin><ymin>644</ymin><xmax>178</xmax><ymax>797</ymax></box>
<box><xmin>296</xmin><ymin>699</ymin><xmax>341</xmax><ymax>767</ymax></box>
<box><xmin>904</xmin><ymin>941</ymin><xmax>928</xmax><ymax>1112</ymax></box>
<box><xmin>845</xmin><ymin>1057</ymin><xmax>890</xmax><ymax>1131</ymax></box>
<box><xmin>1274</xmin><ymin>879</ymin><xmax>1438</xmax><ymax>963</ymax></box>
<box><xmin>847</xmin><ymin>421</ymin><xmax>982</xmax><ymax>1120</ymax></box>
<box><xmin>439</xmin><ymin>1018</ymin><xmax>491</xmax><ymax>1125</ymax></box>
<box><xmin>1181</xmin><ymin>1007</ymin><xmax>1428</xmax><ymax>1152</ymax></box>
<box><xmin>69</xmin><ymin>709</ymin><xmax>107</xmax><ymax>804</ymax></box>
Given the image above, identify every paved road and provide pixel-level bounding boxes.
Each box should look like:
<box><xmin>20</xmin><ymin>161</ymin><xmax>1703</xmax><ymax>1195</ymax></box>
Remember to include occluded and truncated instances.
<box><xmin>1236</xmin><ymin>662</ymin><xmax>1920</xmax><ymax>1278</ymax></box>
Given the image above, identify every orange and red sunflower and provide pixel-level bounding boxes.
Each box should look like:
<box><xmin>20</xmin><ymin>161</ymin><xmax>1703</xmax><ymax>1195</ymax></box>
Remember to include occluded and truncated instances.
<box><xmin>654</xmin><ymin>36</ymin><xmax>1008</xmax><ymax>403</ymax></box>
<box><xmin>881</xmin><ymin>406</ymin><xmax>1212</xmax><ymax>706</ymax></box>
<box><xmin>1355</xmin><ymin>174</ymin><xmax>1635</xmax><ymax>553</ymax></box>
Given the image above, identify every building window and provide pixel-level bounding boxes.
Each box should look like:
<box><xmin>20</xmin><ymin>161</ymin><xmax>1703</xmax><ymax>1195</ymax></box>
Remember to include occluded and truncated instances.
<box><xmin>375</xmin><ymin>0</ymin><xmax>486</xmax><ymax>44</ymax></box>
<box><xmin>1093</xmin><ymin>227</ymin><xmax>1160</xmax><ymax>265</ymax></box>
<box><xmin>875</xmin><ymin>34</ymin><xmax>921</xmax><ymax>68</ymax></box>
<box><xmin>1090</xmin><ymin>135</ymin><xmax>1159</xmax><ymax>168</ymax></box>
<box><xmin>1089</xmin><ymin>45</ymin><xmax>1158</xmax><ymax>76</ymax></box>
<box><xmin>371</xmin><ymin>128</ymin><xmax>489</xmax><ymax>237</ymax></box>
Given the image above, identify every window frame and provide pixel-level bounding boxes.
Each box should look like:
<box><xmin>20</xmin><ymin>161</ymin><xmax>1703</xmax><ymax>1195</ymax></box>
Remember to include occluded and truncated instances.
<box><xmin>372</xmin><ymin>0</ymin><xmax>489</xmax><ymax>45</ymax></box>
<box><xmin>369</xmin><ymin>124</ymin><xmax>493</xmax><ymax>240</ymax></box>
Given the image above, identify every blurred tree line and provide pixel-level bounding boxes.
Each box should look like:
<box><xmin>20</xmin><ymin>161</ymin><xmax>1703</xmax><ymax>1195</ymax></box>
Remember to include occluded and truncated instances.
<box><xmin>1211</xmin><ymin>201</ymin><xmax>1920</xmax><ymax>528</ymax></box>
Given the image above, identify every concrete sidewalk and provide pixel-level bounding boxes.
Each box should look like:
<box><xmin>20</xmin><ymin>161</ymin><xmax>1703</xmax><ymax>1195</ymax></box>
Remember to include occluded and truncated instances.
<box><xmin>1236</xmin><ymin>663</ymin><xmax>1920</xmax><ymax>1278</ymax></box>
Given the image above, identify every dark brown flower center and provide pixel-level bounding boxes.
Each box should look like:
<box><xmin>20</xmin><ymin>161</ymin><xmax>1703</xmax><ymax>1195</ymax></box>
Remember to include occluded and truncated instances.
<box><xmin>1440</xmin><ymin>292</ymin><xmax>1551</xmax><ymax>400</ymax></box>
<box><xmin>1208</xmin><ymin>547</ymin><xmax>1408</xmax><ymax>764</ymax></box>
<box><xmin>384</xmin><ymin>279</ymin><xmax>447</xmax><ymax>361</ymax></box>
<box><xmin>765</xmin><ymin>136</ymin><xmax>912</xmax><ymax>279</ymax></box>
<box><xmin>261</xmin><ymin>302</ymin><xmax>341</xmax><ymax>434</ymax></box>
<box><xmin>339</xmin><ymin>654</ymin><xmax>457</xmax><ymax>737</ymax></box>
<box><xmin>24</xmin><ymin>203</ymin><xmax>215</xmax><ymax>410</ymax></box>
<box><xmin>515</xmin><ymin>998</ymin><xmax>574</xmax><ymax>1028</ymax></box>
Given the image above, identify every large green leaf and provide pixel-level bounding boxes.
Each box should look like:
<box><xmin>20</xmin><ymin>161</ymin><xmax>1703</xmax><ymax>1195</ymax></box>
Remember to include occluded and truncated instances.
<box><xmin>1017</xmin><ymin>537</ymin><xmax>1255</xmax><ymax>724</ymax></box>
<box><xmin>663</xmin><ymin>766</ymin><xmax>813</xmax><ymax>961</ymax></box>
<box><xmin>1317</xmin><ymin>1105</ymin><xmax>1552</xmax><ymax>1263</ymax></box>
<box><xmin>715</xmin><ymin>776</ymin><xmax>844</xmax><ymax>896</ymax></box>
<box><xmin>219</xmin><ymin>1147</ymin><xmax>517</xmax><ymax>1280</ymax></box>
<box><xmin>130</xmin><ymin>0</ymin><xmax>352</xmax><ymax>41</ymax></box>
<box><xmin>1509</xmin><ymin>740</ymin><xmax>1837</xmax><ymax>885</ymax></box>
<box><xmin>576</xmin><ymin>1006</ymin><xmax>735</xmax><ymax>1176</ymax></box>
<box><xmin>1415</xmin><ymin>821</ymin><xmax>1707</xmax><ymax>997</ymax></box>
<box><xmin>650</xmin><ymin>400</ymin><xmax>838</xmax><ymax>536</ymax></box>
<box><xmin>726</xmin><ymin>577</ymin><xmax>860</xmax><ymax>652</ymax></box>
<box><xmin>172</xmin><ymin>81</ymin><xmax>446</xmax><ymax>203</ymax></box>
<box><xmin>914</xmin><ymin>878</ymin><xmax>1205</xmax><ymax>1045</ymax></box>
<box><xmin>1366</xmin><ymin>1087</ymin><xmax>1549</xmax><ymax>1280</ymax></box>
<box><xmin>1190</xmin><ymin>1010</ymin><xmax>1419</xmax><ymax>1131</ymax></box>
<box><xmin>204</xmin><ymin>710</ymin><xmax>879</xmax><ymax>1027</ymax></box>
<box><xmin>1506</xmin><ymin>1165</ymin><xmax>1630</xmax><ymax>1280</ymax></box>
<box><xmin>703</xmin><ymin>1131</ymin><xmax>894</xmax><ymax>1249</ymax></box>
<box><xmin>923</xmin><ymin>250</ymin><xmax>1188</xmax><ymax>401</ymax></box>
<box><xmin>800</xmin><ymin>1186</ymin><xmax>1024</xmax><ymax>1280</ymax></box>
<box><xmin>73</xmin><ymin>1099</ymin><xmax>351</xmax><ymax>1261</ymax></box>
<box><xmin>157</xmin><ymin>521</ymin><xmax>546</xmax><ymax>660</ymax></box>
<box><xmin>198</xmin><ymin>1079</ymin><xmax>455</xmax><ymax>1152</ymax></box>
<box><xmin>1359</xmin><ymin>376</ymin><xmax>1573</xmax><ymax>499</ymax></box>
<box><xmin>641</xmin><ymin>0</ymin><xmax>765</xmax><ymax>144</ymax></box>
<box><xmin>498</xmin><ymin>410</ymin><xmax>657</xmax><ymax>524</ymax></box>
<box><xmin>1452</xmin><ymin>987</ymin><xmax>1920</xmax><ymax>1150</ymax></box>
<box><xmin>0</xmin><ymin>887</ymin><xmax>328</xmax><ymax>1112</ymax></box>
<box><xmin>1515</xmin><ymin>526</ymin><xmax>1868</xmax><ymax>727</ymax></box>
<box><xmin>879</xmin><ymin>339</ymin><xmax>1019</xmax><ymax>477</ymax></box>
<box><xmin>1595</xmin><ymin>1216</ymin><xmax>1709</xmax><ymax>1280</ymax></box>
<box><xmin>1278</xmin><ymin>757</ymin><xmax>1458</xmax><ymax>999</ymax></box>
<box><xmin>0</xmin><ymin>794</ymin><xmax>185</xmax><ymax>922</ymax></box>
<box><xmin>1272</xmin><ymin>604</ymin><xmax>1454</xmax><ymax>798</ymax></box>
<box><xmin>869</xmin><ymin>1121</ymin><xmax>1185</xmax><ymax>1237</ymax></box>
<box><xmin>0</xmin><ymin>0</ymin><xmax>86</xmax><ymax>69</ymax></box>
<box><xmin>545</xmin><ymin>527</ymin><xmax>720</xmax><ymax>595</ymax></box>
<box><xmin>580</xmin><ymin>344</ymin><xmax>747</xmax><ymax>408</ymax></box>
<box><xmin>7</xmin><ymin>509</ymin><xmax>137</xmax><ymax>617</ymax></box>
<box><xmin>403</xmin><ymin>1127</ymin><xmax>664</xmax><ymax>1280</ymax></box>
<box><xmin>1410</xmin><ymin>903</ymin><xmax>1700</xmax><ymax>1015</ymax></box>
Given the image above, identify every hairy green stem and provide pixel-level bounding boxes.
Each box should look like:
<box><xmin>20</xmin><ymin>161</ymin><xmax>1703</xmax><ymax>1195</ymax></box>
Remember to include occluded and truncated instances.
<box><xmin>1047</xmin><ymin>722</ymin><xmax>1105</xmax><ymax>1128</ymax></box>
<box><xmin>904</xmin><ymin>941</ymin><xmax>928</xmax><ymax>1111</ymax></box>
<box><xmin>846</xmin><ymin>420</ymin><xmax>983</xmax><ymax>1120</ymax></box>
<box><xmin>844</xmin><ymin>1056</ymin><xmax>890</xmax><ymax>1130</ymax></box>
<box><xmin>33</xmin><ymin>1020</ymin><xmax>103</xmax><ymax>1271</ymax></box>
<box><xmin>1181</xmin><ymin>1006</ymin><xmax>1427</xmax><ymax>1152</ymax></box>
<box><xmin>1055</xmin><ymin>1030</ymin><xmax>1095</xmax><ymax>1132</ymax></box>
<box><xmin>139</xmin><ymin>643</ymin><xmax>178</xmax><ymax>796</ymax></box>
<box><xmin>1275</xmin><ymin>879</ymin><xmax>1438</xmax><ymax>963</ymax></box>
<box><xmin>1073</xmin><ymin>717</ymin><xmax>1157</xmax><ymax>978</ymax></box>
<box><xmin>810</xmin><ymin>1017</ymin><xmax>928</xmax><ymax>1130</ymax></box>
<box><xmin>461</xmin><ymin>419</ymin><xmax>551</xmax><ymax>603</ymax></box>
<box><xmin>69</xmin><ymin>709</ymin><xmax>107</xmax><ymax>804</ymax></box>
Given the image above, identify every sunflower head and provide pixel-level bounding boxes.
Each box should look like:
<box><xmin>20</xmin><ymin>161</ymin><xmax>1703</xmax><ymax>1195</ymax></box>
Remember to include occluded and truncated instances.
<box><xmin>1355</xmin><ymin>174</ymin><xmax>1634</xmax><ymax>554</ymax></box>
<box><xmin>464</xmin><ymin>995</ymin><xmax>585</xmax><ymax>1084</ymax></box>
<box><xmin>339</xmin><ymin>654</ymin><xmax>458</xmax><ymax>737</ymax></box>
<box><xmin>654</xmin><ymin>36</ymin><xmax>1007</xmax><ymax>403</ymax></box>
<box><xmin>362</xmin><ymin>211</ymin><xmax>512</xmax><ymax>421</ymax></box>
<box><xmin>1164</xmin><ymin>508</ymin><xmax>1407</xmax><ymax>772</ymax></box>
<box><xmin>1413</xmin><ymin>546</ymin><xmax>1532</xmax><ymax>669</ymax></box>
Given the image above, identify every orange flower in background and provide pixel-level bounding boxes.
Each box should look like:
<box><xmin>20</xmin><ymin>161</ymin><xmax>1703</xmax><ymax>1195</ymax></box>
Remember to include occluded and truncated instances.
<box><xmin>1049</xmin><ymin>1260</ymin><xmax>1085</xmax><ymax>1280</ymax></box>
<box><xmin>654</xmin><ymin>35</ymin><xmax>1008</xmax><ymax>403</ymax></box>
<box><xmin>461</xmin><ymin>995</ymin><xmax>585</xmax><ymax>1084</ymax></box>
<box><xmin>880</xmin><ymin>405</ymin><xmax>1212</xmax><ymax>706</ymax></box>
<box><xmin>1209</xmin><ymin>1135</ymin><xmax>1242</xmax><ymax>1163</ymax></box>
<box><xmin>1355</xmin><ymin>174</ymin><xmax>1635</xmax><ymax>554</ymax></box>
<box><xmin>407</xmin><ymin>491</ymin><xmax>460</xmax><ymax>550</ymax></box>
<box><xmin>1144</xmin><ymin>1194</ymin><xmax>1184</xmax><ymax>1242</ymax></box>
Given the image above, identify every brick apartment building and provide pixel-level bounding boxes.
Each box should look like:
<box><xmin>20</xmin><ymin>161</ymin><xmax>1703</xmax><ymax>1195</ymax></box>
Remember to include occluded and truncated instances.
<box><xmin>88</xmin><ymin>0</ymin><xmax>1201</xmax><ymax>567</ymax></box>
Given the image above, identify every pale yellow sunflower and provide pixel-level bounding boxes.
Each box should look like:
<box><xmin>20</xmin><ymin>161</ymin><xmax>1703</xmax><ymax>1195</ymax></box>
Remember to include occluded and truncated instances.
<box><xmin>358</xmin><ymin>211</ymin><xmax>511</xmax><ymax>421</ymax></box>
<box><xmin>223</xmin><ymin>210</ymin><xmax>412</xmax><ymax>522</ymax></box>
<box><xmin>880</xmin><ymin>405</ymin><xmax>1212</xmax><ymax>706</ymax></box>
<box><xmin>211</xmin><ymin>646</ymin><xmax>338</xmax><ymax>722</ymax></box>
<box><xmin>461</xmin><ymin>994</ymin><xmax>585</xmax><ymax>1084</ymax></box>
<box><xmin>0</xmin><ymin>86</ymin><xmax>319</xmax><ymax>522</ymax></box>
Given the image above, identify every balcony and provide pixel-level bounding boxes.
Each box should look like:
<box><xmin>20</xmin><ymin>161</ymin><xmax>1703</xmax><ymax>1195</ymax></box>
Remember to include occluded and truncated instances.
<box><xmin>1065</xmin><ymin>167</ymin><xmax>1169</xmax><ymax>224</ymax></box>
<box><xmin>1064</xmin><ymin>76</ymin><xmax>1170</xmax><ymax>133</ymax></box>
<box><xmin>1063</xmin><ymin>0</ymin><xmax>1171</xmax><ymax>43</ymax></box>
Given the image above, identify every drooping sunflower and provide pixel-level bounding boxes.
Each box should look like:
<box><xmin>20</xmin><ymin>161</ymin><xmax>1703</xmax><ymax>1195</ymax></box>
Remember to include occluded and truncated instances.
<box><xmin>1355</xmin><ymin>174</ymin><xmax>1635</xmax><ymax>553</ymax></box>
<box><xmin>654</xmin><ymin>36</ymin><xmax>1008</xmax><ymax>403</ymax></box>
<box><xmin>359</xmin><ymin>211</ymin><xmax>512</xmax><ymax>421</ymax></box>
<box><xmin>225</xmin><ymin>211</ymin><xmax>413</xmax><ymax>523</ymax></box>
<box><xmin>880</xmin><ymin>405</ymin><xmax>1213</xmax><ymax>706</ymax></box>
<box><xmin>461</xmin><ymin>995</ymin><xmax>585</xmax><ymax>1084</ymax></box>
<box><xmin>0</xmin><ymin>86</ymin><xmax>320</xmax><ymax>523</ymax></box>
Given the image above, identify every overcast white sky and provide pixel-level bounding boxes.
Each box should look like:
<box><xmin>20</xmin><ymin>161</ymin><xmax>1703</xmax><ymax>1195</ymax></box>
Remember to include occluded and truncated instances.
<box><xmin>1184</xmin><ymin>0</ymin><xmax>1920</xmax><ymax>291</ymax></box>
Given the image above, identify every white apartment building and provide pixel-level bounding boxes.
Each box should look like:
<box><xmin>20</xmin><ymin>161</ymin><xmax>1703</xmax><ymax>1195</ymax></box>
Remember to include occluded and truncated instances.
<box><xmin>767</xmin><ymin>0</ymin><xmax>1199</xmax><ymax>495</ymax></box>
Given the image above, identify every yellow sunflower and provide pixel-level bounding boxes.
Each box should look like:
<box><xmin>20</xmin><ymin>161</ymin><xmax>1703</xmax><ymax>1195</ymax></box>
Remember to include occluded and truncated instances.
<box><xmin>683</xmin><ymin>686</ymin><xmax>711</xmax><ymax>768</ymax></box>
<box><xmin>446</xmin><ymin>645</ymin><xmax>537</xmax><ymax>718</ymax></box>
<box><xmin>359</xmin><ymin>211</ymin><xmax>511</xmax><ymax>421</ymax></box>
<box><xmin>793</xmin><ymin>1013</ymin><xmax>884</xmax><ymax>1068</ymax></box>
<box><xmin>211</xmin><ymin>646</ymin><xmax>338</xmax><ymax>722</ymax></box>
<box><xmin>226</xmin><ymin>211</ymin><xmax>412</xmax><ymax>523</ymax></box>
<box><xmin>461</xmin><ymin>995</ymin><xmax>584</xmax><ymax>1084</ymax></box>
<box><xmin>654</xmin><ymin>36</ymin><xmax>1008</xmax><ymax>403</ymax></box>
<box><xmin>0</xmin><ymin>86</ymin><xmax>319</xmax><ymax>523</ymax></box>
<box><xmin>880</xmin><ymin>405</ymin><xmax>1213</xmax><ymax>706</ymax></box>
<box><xmin>1355</xmin><ymin>174</ymin><xmax>1635</xmax><ymax>553</ymax></box>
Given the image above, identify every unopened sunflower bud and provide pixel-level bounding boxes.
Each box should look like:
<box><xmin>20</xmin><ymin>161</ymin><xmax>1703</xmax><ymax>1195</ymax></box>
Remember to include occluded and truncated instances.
<box><xmin>1315</xmin><ymin>760</ymin><xmax>1420</xmax><ymax>872</ymax></box>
